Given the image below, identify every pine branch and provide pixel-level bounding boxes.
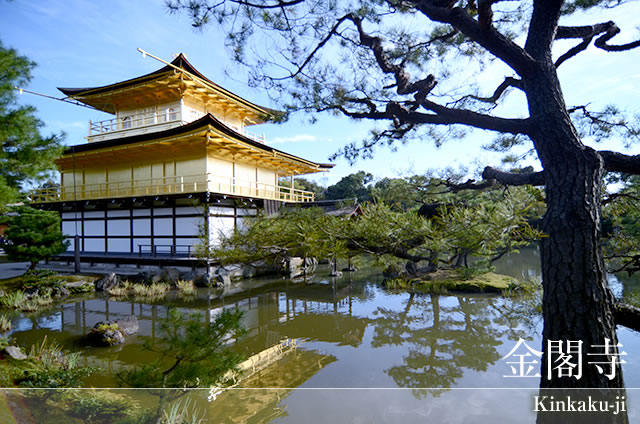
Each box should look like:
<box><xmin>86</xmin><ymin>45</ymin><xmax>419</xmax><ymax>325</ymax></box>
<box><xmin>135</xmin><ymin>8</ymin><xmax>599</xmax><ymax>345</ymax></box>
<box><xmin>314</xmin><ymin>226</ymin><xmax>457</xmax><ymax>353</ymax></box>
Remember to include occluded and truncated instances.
<box><xmin>600</xmin><ymin>150</ymin><xmax>640</xmax><ymax>174</ymax></box>
<box><xmin>416</xmin><ymin>2</ymin><xmax>536</xmax><ymax>76</ymax></box>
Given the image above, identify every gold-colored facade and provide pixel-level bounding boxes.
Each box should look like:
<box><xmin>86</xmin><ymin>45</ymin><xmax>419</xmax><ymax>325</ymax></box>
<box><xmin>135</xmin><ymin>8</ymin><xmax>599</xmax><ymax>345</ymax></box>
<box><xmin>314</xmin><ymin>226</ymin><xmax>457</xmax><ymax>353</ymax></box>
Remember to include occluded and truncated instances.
<box><xmin>32</xmin><ymin>54</ymin><xmax>332</xmax><ymax>204</ymax></box>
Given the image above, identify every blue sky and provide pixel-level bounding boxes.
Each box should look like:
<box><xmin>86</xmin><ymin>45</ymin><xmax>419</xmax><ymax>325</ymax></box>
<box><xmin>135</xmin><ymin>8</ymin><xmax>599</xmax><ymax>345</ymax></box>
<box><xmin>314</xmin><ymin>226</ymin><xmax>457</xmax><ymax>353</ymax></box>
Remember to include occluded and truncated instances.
<box><xmin>1</xmin><ymin>0</ymin><xmax>639</xmax><ymax>186</ymax></box>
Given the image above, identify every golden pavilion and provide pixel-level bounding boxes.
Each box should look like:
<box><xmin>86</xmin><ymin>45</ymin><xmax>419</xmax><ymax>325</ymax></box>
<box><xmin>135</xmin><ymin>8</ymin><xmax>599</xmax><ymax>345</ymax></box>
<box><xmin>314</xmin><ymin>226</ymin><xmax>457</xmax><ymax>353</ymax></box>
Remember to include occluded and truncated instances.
<box><xmin>31</xmin><ymin>54</ymin><xmax>332</xmax><ymax>264</ymax></box>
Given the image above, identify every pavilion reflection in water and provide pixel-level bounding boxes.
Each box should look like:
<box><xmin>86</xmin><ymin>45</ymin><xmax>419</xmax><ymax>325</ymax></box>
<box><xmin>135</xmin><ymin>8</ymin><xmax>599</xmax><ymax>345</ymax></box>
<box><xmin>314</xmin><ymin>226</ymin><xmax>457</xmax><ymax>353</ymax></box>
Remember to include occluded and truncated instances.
<box><xmin>10</xmin><ymin>279</ymin><xmax>368</xmax><ymax>373</ymax></box>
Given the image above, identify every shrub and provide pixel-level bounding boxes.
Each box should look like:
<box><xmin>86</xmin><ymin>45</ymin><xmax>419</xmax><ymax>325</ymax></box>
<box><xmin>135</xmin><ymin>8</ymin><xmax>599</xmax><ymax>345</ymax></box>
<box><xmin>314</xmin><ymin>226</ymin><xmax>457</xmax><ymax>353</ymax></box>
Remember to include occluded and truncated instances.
<box><xmin>7</xmin><ymin>337</ymin><xmax>96</xmax><ymax>388</ymax></box>
<box><xmin>2</xmin><ymin>206</ymin><xmax>68</xmax><ymax>270</ymax></box>
<box><xmin>66</xmin><ymin>390</ymin><xmax>142</xmax><ymax>423</ymax></box>
<box><xmin>176</xmin><ymin>280</ymin><xmax>196</xmax><ymax>296</ymax></box>
<box><xmin>0</xmin><ymin>314</ymin><xmax>11</xmax><ymax>333</ymax></box>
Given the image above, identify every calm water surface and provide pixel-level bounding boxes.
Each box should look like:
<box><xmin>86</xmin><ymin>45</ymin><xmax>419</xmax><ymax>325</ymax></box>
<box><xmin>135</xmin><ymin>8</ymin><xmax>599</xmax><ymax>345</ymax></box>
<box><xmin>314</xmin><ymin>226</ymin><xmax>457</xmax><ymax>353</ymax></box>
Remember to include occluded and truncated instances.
<box><xmin>5</xmin><ymin>247</ymin><xmax>640</xmax><ymax>423</ymax></box>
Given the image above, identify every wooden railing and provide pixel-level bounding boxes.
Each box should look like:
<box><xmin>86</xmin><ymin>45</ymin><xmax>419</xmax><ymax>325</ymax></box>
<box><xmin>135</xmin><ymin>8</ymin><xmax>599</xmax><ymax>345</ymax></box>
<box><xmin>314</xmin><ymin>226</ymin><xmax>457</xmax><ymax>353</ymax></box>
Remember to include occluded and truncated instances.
<box><xmin>89</xmin><ymin>109</ymin><xmax>182</xmax><ymax>136</ymax></box>
<box><xmin>89</xmin><ymin>110</ymin><xmax>266</xmax><ymax>143</ymax></box>
<box><xmin>29</xmin><ymin>173</ymin><xmax>314</xmax><ymax>203</ymax></box>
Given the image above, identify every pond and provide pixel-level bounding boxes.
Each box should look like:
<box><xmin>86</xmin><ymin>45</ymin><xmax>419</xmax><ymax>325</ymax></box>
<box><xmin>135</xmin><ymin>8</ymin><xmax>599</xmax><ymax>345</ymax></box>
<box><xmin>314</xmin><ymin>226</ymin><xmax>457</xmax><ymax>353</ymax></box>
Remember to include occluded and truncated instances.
<box><xmin>4</xmin><ymin>247</ymin><xmax>640</xmax><ymax>423</ymax></box>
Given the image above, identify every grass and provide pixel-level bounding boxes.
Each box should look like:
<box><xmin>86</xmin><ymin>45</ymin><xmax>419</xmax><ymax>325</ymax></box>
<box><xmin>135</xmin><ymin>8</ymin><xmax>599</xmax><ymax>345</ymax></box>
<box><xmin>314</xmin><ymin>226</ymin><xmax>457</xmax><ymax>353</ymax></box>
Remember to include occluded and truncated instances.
<box><xmin>0</xmin><ymin>314</ymin><xmax>11</xmax><ymax>333</ymax></box>
<box><xmin>106</xmin><ymin>281</ymin><xmax>132</xmax><ymax>297</ymax></box>
<box><xmin>107</xmin><ymin>281</ymin><xmax>170</xmax><ymax>299</ymax></box>
<box><xmin>1</xmin><ymin>271</ymin><xmax>98</xmax><ymax>313</ymax></box>
<box><xmin>0</xmin><ymin>336</ymin><xmax>96</xmax><ymax>388</ymax></box>
<box><xmin>108</xmin><ymin>280</ymin><xmax>198</xmax><ymax>300</ymax></box>
<box><xmin>0</xmin><ymin>290</ymin><xmax>54</xmax><ymax>312</ymax></box>
<box><xmin>132</xmin><ymin>283</ymin><xmax>169</xmax><ymax>297</ymax></box>
<box><xmin>621</xmin><ymin>290</ymin><xmax>640</xmax><ymax>308</ymax></box>
<box><xmin>176</xmin><ymin>279</ymin><xmax>196</xmax><ymax>296</ymax></box>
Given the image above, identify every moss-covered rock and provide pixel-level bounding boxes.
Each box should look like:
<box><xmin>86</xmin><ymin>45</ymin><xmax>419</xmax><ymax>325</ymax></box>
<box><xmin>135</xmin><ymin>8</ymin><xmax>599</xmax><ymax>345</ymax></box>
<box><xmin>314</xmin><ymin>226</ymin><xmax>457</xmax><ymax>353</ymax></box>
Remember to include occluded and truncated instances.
<box><xmin>87</xmin><ymin>321</ymin><xmax>125</xmax><ymax>346</ymax></box>
<box><xmin>382</xmin><ymin>270</ymin><xmax>519</xmax><ymax>294</ymax></box>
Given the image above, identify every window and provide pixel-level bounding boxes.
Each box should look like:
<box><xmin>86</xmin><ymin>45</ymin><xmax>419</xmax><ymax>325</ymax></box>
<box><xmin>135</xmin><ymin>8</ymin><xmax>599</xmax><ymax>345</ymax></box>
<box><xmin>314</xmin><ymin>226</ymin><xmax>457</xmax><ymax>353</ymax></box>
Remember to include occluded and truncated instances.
<box><xmin>167</xmin><ymin>107</ymin><xmax>177</xmax><ymax>121</ymax></box>
<box><xmin>122</xmin><ymin>116</ymin><xmax>132</xmax><ymax>129</ymax></box>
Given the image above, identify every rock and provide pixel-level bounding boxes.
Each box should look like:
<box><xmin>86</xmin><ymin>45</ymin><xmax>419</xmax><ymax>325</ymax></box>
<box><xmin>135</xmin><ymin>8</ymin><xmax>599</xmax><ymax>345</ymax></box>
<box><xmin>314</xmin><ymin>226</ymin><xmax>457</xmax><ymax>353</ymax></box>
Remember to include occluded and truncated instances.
<box><xmin>115</xmin><ymin>315</ymin><xmax>139</xmax><ymax>336</ymax></box>
<box><xmin>285</xmin><ymin>257</ymin><xmax>304</xmax><ymax>272</ymax></box>
<box><xmin>284</xmin><ymin>257</ymin><xmax>317</xmax><ymax>279</ymax></box>
<box><xmin>216</xmin><ymin>264</ymin><xmax>243</xmax><ymax>280</ymax></box>
<box><xmin>303</xmin><ymin>257</ymin><xmax>318</xmax><ymax>274</ymax></box>
<box><xmin>53</xmin><ymin>285</ymin><xmax>70</xmax><ymax>297</ymax></box>
<box><xmin>405</xmin><ymin>261</ymin><xmax>418</xmax><ymax>276</ymax></box>
<box><xmin>216</xmin><ymin>272</ymin><xmax>231</xmax><ymax>286</ymax></box>
<box><xmin>162</xmin><ymin>268</ymin><xmax>181</xmax><ymax>284</ymax></box>
<box><xmin>88</xmin><ymin>321</ymin><xmax>125</xmax><ymax>346</ymax></box>
<box><xmin>24</xmin><ymin>287</ymin><xmax>40</xmax><ymax>299</ymax></box>
<box><xmin>94</xmin><ymin>273</ymin><xmax>121</xmax><ymax>291</ymax></box>
<box><xmin>4</xmin><ymin>346</ymin><xmax>27</xmax><ymax>360</ymax></box>
<box><xmin>194</xmin><ymin>272</ymin><xmax>217</xmax><ymax>288</ymax></box>
<box><xmin>128</xmin><ymin>272</ymin><xmax>147</xmax><ymax>285</ymax></box>
<box><xmin>65</xmin><ymin>280</ymin><xmax>94</xmax><ymax>293</ymax></box>
<box><xmin>150</xmin><ymin>271</ymin><xmax>164</xmax><ymax>284</ymax></box>
<box><xmin>180</xmin><ymin>271</ymin><xmax>197</xmax><ymax>282</ymax></box>
<box><xmin>383</xmin><ymin>265</ymin><xmax>401</xmax><ymax>279</ymax></box>
<box><xmin>242</xmin><ymin>265</ymin><xmax>256</xmax><ymax>279</ymax></box>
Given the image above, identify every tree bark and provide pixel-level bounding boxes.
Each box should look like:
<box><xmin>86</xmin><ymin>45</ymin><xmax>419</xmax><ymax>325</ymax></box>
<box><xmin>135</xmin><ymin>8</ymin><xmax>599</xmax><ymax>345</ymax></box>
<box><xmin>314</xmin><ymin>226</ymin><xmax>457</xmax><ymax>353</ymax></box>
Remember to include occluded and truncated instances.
<box><xmin>523</xmin><ymin>44</ymin><xmax>627</xmax><ymax>424</ymax></box>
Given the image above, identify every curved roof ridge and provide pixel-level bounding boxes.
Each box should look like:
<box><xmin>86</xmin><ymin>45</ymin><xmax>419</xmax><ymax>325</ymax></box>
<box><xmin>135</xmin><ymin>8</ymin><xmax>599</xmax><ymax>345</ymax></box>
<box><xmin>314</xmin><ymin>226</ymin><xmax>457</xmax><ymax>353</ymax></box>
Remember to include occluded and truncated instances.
<box><xmin>57</xmin><ymin>53</ymin><xmax>281</xmax><ymax>117</ymax></box>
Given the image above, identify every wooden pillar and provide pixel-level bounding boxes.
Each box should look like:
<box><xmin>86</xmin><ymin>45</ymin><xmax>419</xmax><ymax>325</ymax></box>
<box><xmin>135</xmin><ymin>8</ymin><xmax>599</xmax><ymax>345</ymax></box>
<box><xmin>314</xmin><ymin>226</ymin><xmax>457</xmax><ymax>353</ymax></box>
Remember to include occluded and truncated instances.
<box><xmin>290</xmin><ymin>174</ymin><xmax>294</xmax><ymax>201</ymax></box>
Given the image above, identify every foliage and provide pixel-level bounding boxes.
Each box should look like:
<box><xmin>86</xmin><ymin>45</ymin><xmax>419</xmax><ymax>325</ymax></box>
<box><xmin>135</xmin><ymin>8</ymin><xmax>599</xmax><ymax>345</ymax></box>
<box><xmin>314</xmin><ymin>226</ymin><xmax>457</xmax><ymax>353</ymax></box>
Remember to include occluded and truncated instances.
<box><xmin>211</xmin><ymin>185</ymin><xmax>543</xmax><ymax>273</ymax></box>
<box><xmin>369</xmin><ymin>177</ymin><xmax>420</xmax><ymax>211</ymax></box>
<box><xmin>107</xmin><ymin>281</ymin><xmax>196</xmax><ymax>299</ymax></box>
<box><xmin>383</xmin><ymin>270</ymin><xmax>518</xmax><ymax>293</ymax></box>
<box><xmin>2</xmin><ymin>206</ymin><xmax>68</xmax><ymax>270</ymax></box>
<box><xmin>602</xmin><ymin>175</ymin><xmax>640</xmax><ymax>275</ymax></box>
<box><xmin>212</xmin><ymin>206</ymin><xmax>350</xmax><ymax>266</ymax></box>
<box><xmin>2</xmin><ymin>337</ymin><xmax>96</xmax><ymax>388</ymax></box>
<box><xmin>167</xmin><ymin>0</ymin><xmax>640</xmax><ymax>397</ymax></box>
<box><xmin>66</xmin><ymin>390</ymin><xmax>143</xmax><ymax>424</ymax></box>
<box><xmin>0</xmin><ymin>314</ymin><xmax>11</xmax><ymax>333</ymax></box>
<box><xmin>0</xmin><ymin>289</ymin><xmax>54</xmax><ymax>311</ymax></box>
<box><xmin>17</xmin><ymin>269</ymin><xmax>58</xmax><ymax>290</ymax></box>
<box><xmin>118</xmin><ymin>308</ymin><xmax>245</xmax><ymax>389</ymax></box>
<box><xmin>325</xmin><ymin>171</ymin><xmax>374</xmax><ymax>201</ymax></box>
<box><xmin>131</xmin><ymin>282</ymin><xmax>169</xmax><ymax>298</ymax></box>
<box><xmin>278</xmin><ymin>177</ymin><xmax>327</xmax><ymax>200</ymax></box>
<box><xmin>161</xmin><ymin>396</ymin><xmax>206</xmax><ymax>424</ymax></box>
<box><xmin>176</xmin><ymin>279</ymin><xmax>196</xmax><ymax>296</ymax></box>
<box><xmin>0</xmin><ymin>41</ymin><xmax>63</xmax><ymax>210</ymax></box>
<box><xmin>106</xmin><ymin>281</ymin><xmax>131</xmax><ymax>297</ymax></box>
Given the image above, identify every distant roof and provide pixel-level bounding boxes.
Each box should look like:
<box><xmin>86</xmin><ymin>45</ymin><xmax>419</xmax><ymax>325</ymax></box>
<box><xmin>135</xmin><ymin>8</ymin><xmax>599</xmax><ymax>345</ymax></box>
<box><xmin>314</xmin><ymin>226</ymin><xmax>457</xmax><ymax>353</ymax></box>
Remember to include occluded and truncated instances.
<box><xmin>287</xmin><ymin>199</ymin><xmax>363</xmax><ymax>216</ymax></box>
<box><xmin>58</xmin><ymin>53</ymin><xmax>281</xmax><ymax>118</ymax></box>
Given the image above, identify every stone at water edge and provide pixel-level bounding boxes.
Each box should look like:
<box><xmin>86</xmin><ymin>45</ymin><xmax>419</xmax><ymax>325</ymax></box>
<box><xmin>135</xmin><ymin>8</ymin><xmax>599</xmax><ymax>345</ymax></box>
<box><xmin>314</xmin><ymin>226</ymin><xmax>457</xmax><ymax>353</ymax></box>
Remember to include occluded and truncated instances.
<box><xmin>179</xmin><ymin>271</ymin><xmax>197</xmax><ymax>282</ymax></box>
<box><xmin>116</xmin><ymin>315</ymin><xmax>139</xmax><ymax>336</ymax></box>
<box><xmin>4</xmin><ymin>346</ymin><xmax>27</xmax><ymax>360</ymax></box>
<box><xmin>87</xmin><ymin>320</ymin><xmax>125</xmax><ymax>346</ymax></box>
<box><xmin>94</xmin><ymin>273</ymin><xmax>121</xmax><ymax>291</ymax></box>
<box><xmin>216</xmin><ymin>272</ymin><xmax>231</xmax><ymax>287</ymax></box>
<box><xmin>162</xmin><ymin>268</ymin><xmax>181</xmax><ymax>284</ymax></box>
<box><xmin>64</xmin><ymin>280</ymin><xmax>94</xmax><ymax>293</ymax></box>
<box><xmin>194</xmin><ymin>272</ymin><xmax>219</xmax><ymax>288</ymax></box>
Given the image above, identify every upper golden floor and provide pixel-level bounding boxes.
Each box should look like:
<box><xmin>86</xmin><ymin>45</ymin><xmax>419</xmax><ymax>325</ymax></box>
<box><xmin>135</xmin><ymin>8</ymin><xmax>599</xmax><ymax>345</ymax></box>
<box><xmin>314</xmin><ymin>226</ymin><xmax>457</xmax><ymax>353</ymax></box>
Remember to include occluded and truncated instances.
<box><xmin>31</xmin><ymin>54</ymin><xmax>332</xmax><ymax>204</ymax></box>
<box><xmin>59</xmin><ymin>54</ymin><xmax>277</xmax><ymax>143</ymax></box>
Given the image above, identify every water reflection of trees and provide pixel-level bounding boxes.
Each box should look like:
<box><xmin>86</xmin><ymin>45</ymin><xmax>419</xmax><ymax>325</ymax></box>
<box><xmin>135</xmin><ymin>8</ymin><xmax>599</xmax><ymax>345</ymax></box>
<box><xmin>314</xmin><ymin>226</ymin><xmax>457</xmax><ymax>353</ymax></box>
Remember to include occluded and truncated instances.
<box><xmin>372</xmin><ymin>294</ymin><xmax>531</xmax><ymax>397</ymax></box>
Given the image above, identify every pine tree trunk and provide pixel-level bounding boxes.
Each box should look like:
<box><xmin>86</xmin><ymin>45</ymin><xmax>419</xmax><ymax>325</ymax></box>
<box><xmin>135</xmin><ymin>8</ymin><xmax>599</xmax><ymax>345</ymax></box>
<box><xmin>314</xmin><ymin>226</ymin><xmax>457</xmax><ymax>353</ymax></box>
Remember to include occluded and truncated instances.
<box><xmin>525</xmin><ymin>63</ymin><xmax>628</xmax><ymax>424</ymax></box>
